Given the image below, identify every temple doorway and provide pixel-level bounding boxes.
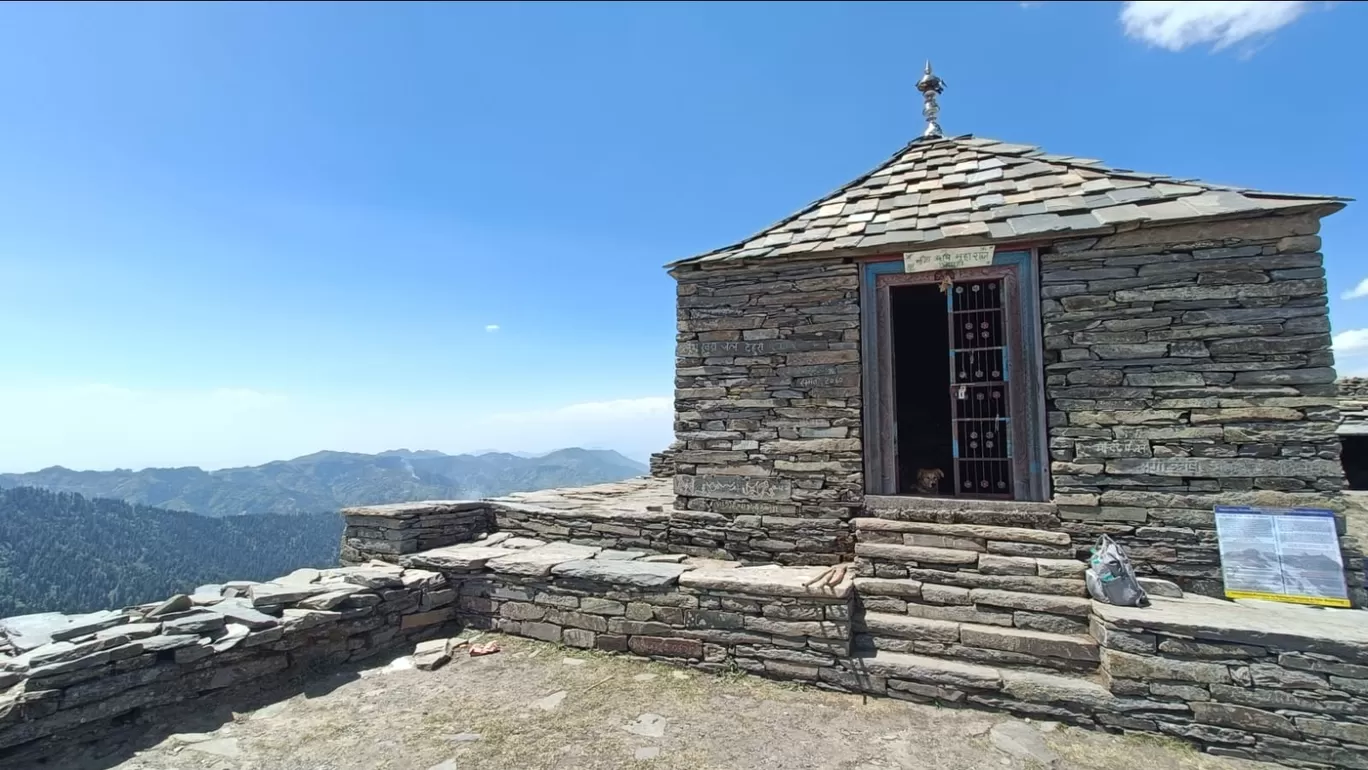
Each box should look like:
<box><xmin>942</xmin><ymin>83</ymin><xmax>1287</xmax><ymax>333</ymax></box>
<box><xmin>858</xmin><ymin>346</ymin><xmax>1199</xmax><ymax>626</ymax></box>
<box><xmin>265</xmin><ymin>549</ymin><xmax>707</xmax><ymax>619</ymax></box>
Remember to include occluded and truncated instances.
<box><xmin>862</xmin><ymin>254</ymin><xmax>1049</xmax><ymax>501</ymax></box>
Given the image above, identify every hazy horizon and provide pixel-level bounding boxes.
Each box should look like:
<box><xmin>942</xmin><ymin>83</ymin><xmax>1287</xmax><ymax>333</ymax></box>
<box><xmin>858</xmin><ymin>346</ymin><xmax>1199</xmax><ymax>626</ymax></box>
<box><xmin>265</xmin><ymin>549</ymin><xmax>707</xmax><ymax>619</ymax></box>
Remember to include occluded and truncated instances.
<box><xmin>1</xmin><ymin>444</ymin><xmax>651</xmax><ymax>476</ymax></box>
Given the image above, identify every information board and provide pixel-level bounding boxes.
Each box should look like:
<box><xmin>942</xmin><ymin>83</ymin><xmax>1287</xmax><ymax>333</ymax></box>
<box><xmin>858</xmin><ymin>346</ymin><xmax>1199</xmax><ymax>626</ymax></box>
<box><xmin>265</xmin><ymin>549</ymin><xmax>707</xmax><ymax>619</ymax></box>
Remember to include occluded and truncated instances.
<box><xmin>1213</xmin><ymin>506</ymin><xmax>1350</xmax><ymax>608</ymax></box>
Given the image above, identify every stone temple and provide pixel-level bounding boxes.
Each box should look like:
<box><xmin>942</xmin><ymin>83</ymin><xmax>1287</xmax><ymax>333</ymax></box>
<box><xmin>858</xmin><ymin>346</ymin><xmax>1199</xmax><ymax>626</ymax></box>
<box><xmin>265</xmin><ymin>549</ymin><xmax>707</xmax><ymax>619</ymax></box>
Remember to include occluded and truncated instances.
<box><xmin>661</xmin><ymin>63</ymin><xmax>1358</xmax><ymax>601</ymax></box>
<box><xmin>4</xmin><ymin>66</ymin><xmax>1367</xmax><ymax>770</ymax></box>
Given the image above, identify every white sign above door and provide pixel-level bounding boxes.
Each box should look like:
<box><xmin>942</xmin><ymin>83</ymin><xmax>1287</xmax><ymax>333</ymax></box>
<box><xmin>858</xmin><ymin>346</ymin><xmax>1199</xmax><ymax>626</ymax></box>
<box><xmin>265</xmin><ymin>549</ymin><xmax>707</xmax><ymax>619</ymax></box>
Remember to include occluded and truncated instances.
<box><xmin>902</xmin><ymin>245</ymin><xmax>996</xmax><ymax>274</ymax></box>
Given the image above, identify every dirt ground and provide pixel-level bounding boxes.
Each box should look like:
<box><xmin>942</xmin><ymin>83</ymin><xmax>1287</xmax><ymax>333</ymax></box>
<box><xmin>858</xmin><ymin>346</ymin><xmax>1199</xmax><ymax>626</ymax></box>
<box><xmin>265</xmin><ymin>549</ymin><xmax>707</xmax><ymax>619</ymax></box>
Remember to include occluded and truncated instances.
<box><xmin>77</xmin><ymin>634</ymin><xmax>1278</xmax><ymax>770</ymax></box>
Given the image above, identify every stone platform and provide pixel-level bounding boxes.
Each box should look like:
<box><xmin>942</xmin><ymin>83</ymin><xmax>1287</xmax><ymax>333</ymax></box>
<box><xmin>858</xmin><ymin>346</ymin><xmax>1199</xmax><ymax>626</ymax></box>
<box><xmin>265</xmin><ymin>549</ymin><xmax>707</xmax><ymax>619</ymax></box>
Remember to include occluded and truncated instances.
<box><xmin>5</xmin><ymin>479</ymin><xmax>1368</xmax><ymax>768</ymax></box>
<box><xmin>400</xmin><ymin>532</ymin><xmax>1368</xmax><ymax>769</ymax></box>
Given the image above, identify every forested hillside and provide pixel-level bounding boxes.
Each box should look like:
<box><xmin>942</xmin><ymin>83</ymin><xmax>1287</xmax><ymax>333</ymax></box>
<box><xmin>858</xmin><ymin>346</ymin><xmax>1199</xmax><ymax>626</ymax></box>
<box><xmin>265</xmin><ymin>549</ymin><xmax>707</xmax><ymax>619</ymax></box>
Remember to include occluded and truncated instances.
<box><xmin>0</xmin><ymin>447</ymin><xmax>646</xmax><ymax>517</ymax></box>
<box><xmin>0</xmin><ymin>487</ymin><xmax>343</xmax><ymax>617</ymax></box>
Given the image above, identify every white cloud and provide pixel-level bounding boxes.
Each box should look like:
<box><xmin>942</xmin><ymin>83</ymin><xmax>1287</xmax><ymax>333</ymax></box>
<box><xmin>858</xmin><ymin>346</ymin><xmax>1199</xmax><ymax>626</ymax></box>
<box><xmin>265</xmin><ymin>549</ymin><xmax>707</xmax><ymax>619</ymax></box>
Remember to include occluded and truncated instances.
<box><xmin>0</xmin><ymin>385</ymin><xmax>671</xmax><ymax>473</ymax></box>
<box><xmin>485</xmin><ymin>324</ymin><xmax>500</xmax><ymax>333</ymax></box>
<box><xmin>1120</xmin><ymin>1</ymin><xmax>1316</xmax><ymax>52</ymax></box>
<box><xmin>1342</xmin><ymin>278</ymin><xmax>1368</xmax><ymax>301</ymax></box>
<box><xmin>1333</xmin><ymin>328</ymin><xmax>1368</xmax><ymax>354</ymax></box>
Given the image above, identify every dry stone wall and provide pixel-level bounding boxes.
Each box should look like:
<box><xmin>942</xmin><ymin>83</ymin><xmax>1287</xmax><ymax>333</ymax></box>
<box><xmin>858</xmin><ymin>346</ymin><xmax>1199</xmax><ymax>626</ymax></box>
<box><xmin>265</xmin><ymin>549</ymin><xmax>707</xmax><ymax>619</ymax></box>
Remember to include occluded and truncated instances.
<box><xmin>1339</xmin><ymin>379</ymin><xmax>1368</xmax><ymax>432</ymax></box>
<box><xmin>1036</xmin><ymin>212</ymin><xmax>1356</xmax><ymax>599</ymax></box>
<box><xmin>649</xmin><ymin>442</ymin><xmax>680</xmax><ymax>478</ymax></box>
<box><xmin>0</xmin><ymin>561</ymin><xmax>459</xmax><ymax>765</ymax></box>
<box><xmin>343</xmin><ymin>497</ymin><xmax>851</xmax><ymax>568</ymax></box>
<box><xmin>670</xmin><ymin>259</ymin><xmax>864</xmax><ymax>538</ymax></box>
<box><xmin>1093</xmin><ymin>600</ymin><xmax>1368</xmax><ymax>769</ymax></box>
<box><xmin>445</xmin><ymin>552</ymin><xmax>854</xmax><ymax>679</ymax></box>
<box><xmin>339</xmin><ymin>501</ymin><xmax>493</xmax><ymax>566</ymax></box>
<box><xmin>8</xmin><ymin>499</ymin><xmax>1368</xmax><ymax>768</ymax></box>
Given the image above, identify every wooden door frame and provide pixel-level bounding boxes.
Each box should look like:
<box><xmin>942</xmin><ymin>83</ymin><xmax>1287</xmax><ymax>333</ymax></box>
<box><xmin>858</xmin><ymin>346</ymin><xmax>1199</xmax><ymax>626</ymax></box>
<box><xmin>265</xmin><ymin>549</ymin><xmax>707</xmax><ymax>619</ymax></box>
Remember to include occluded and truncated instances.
<box><xmin>859</xmin><ymin>249</ymin><xmax>1050</xmax><ymax>501</ymax></box>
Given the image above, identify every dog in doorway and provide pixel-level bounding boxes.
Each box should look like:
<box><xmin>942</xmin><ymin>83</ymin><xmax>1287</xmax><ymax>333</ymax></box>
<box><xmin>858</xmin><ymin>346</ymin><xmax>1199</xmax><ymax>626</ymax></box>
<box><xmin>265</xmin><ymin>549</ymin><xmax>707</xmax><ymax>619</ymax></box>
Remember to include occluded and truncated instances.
<box><xmin>897</xmin><ymin>467</ymin><xmax>941</xmax><ymax>497</ymax></box>
<box><xmin>913</xmin><ymin>467</ymin><xmax>945</xmax><ymax>495</ymax></box>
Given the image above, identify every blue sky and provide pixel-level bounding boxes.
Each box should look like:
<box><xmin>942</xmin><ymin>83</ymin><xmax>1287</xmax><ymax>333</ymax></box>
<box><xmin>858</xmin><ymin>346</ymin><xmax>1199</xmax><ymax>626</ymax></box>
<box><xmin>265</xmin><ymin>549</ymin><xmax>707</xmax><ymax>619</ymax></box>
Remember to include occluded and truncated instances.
<box><xmin>0</xmin><ymin>1</ymin><xmax>1363</xmax><ymax>472</ymax></box>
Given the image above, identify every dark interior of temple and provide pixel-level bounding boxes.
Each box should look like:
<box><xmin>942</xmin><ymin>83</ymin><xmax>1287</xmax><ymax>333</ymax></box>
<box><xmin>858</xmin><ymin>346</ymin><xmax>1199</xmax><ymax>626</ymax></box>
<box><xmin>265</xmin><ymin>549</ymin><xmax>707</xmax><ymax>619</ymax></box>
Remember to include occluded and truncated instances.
<box><xmin>890</xmin><ymin>283</ymin><xmax>952</xmax><ymax>496</ymax></box>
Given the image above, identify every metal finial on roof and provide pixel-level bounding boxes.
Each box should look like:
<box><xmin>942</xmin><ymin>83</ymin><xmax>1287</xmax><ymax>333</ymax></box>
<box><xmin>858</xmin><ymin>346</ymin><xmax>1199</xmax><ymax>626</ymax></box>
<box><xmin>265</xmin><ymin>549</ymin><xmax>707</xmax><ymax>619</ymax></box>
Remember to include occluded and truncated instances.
<box><xmin>916</xmin><ymin>60</ymin><xmax>945</xmax><ymax>140</ymax></box>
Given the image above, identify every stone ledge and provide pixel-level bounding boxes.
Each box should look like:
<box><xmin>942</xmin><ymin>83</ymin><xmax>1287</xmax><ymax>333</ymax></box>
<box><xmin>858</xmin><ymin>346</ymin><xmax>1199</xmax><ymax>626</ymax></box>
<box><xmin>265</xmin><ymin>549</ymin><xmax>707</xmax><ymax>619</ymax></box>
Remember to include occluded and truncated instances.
<box><xmin>550</xmin><ymin>560</ymin><xmax>689</xmax><ymax>588</ymax></box>
<box><xmin>854</xmin><ymin>517</ymin><xmax>1072</xmax><ymax>547</ymax></box>
<box><xmin>341</xmin><ymin>500</ymin><xmax>486</xmax><ymax>518</ymax></box>
<box><xmin>678</xmin><ymin>566</ymin><xmax>854</xmax><ymax>600</ymax></box>
<box><xmin>1093</xmin><ymin>597</ymin><xmax>1368</xmax><ymax>663</ymax></box>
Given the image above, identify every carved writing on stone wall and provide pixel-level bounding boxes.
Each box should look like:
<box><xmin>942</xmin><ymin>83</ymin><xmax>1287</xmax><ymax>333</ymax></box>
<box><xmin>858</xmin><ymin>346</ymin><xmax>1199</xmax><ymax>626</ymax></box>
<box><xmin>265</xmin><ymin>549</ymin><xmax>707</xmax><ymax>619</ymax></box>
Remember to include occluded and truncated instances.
<box><xmin>707</xmin><ymin>500</ymin><xmax>792</xmax><ymax>515</ymax></box>
<box><xmin>677</xmin><ymin>339</ymin><xmax>802</xmax><ymax>358</ymax></box>
<box><xmin>796</xmin><ymin>375</ymin><xmax>852</xmax><ymax>388</ymax></box>
<box><xmin>674</xmin><ymin>474</ymin><xmax>793</xmax><ymax>501</ymax></box>
<box><xmin>903</xmin><ymin>245</ymin><xmax>996</xmax><ymax>274</ymax></box>
<box><xmin>1109</xmin><ymin>457</ymin><xmax>1341</xmax><ymax>478</ymax></box>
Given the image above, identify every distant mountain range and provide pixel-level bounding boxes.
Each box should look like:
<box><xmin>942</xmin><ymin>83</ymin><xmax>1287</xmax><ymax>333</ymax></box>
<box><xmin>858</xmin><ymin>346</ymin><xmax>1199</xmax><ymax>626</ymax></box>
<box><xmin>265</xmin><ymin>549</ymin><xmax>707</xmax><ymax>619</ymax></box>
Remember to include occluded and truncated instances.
<box><xmin>0</xmin><ymin>448</ymin><xmax>647</xmax><ymax>518</ymax></box>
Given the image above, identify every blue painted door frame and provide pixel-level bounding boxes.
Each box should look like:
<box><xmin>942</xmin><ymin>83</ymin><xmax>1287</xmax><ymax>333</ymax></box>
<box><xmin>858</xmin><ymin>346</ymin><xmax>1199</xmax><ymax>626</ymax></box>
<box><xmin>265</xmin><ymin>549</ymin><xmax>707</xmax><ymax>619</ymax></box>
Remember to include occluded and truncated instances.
<box><xmin>859</xmin><ymin>250</ymin><xmax>1050</xmax><ymax>501</ymax></box>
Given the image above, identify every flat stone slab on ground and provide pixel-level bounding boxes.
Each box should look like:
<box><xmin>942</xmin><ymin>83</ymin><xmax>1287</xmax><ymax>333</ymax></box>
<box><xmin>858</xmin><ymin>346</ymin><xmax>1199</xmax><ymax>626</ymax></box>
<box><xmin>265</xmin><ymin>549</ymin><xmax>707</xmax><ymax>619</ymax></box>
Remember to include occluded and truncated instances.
<box><xmin>414</xmin><ymin>639</ymin><xmax>455</xmax><ymax>671</ymax></box>
<box><xmin>534</xmin><ymin>690</ymin><xmax>568</xmax><ymax>711</ymax></box>
<box><xmin>625</xmin><ymin>713</ymin><xmax>667</xmax><ymax>738</ymax></box>
<box><xmin>550</xmin><ymin>559</ymin><xmax>689</xmax><ymax>588</ymax></box>
<box><xmin>990</xmin><ymin>721</ymin><xmax>1058</xmax><ymax>767</ymax></box>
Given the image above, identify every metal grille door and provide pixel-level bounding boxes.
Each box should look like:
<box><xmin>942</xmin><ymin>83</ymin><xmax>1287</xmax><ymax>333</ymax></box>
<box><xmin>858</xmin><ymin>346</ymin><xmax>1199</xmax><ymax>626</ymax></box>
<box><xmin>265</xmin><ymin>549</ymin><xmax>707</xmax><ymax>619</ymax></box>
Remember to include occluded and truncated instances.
<box><xmin>948</xmin><ymin>278</ymin><xmax>1013</xmax><ymax>498</ymax></box>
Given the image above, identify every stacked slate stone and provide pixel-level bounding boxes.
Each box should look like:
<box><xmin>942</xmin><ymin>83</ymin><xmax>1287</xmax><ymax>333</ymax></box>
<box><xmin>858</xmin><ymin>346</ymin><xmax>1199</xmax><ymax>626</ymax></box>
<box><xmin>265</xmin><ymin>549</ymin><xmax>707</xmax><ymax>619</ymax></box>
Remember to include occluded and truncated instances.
<box><xmin>0</xmin><ymin>561</ymin><xmax>458</xmax><ymax>764</ymax></box>
<box><xmin>648</xmin><ymin>442</ymin><xmax>681</xmax><ymax>478</ymax></box>
<box><xmin>670</xmin><ymin>263</ymin><xmax>864</xmax><ymax>535</ymax></box>
<box><xmin>405</xmin><ymin>536</ymin><xmax>856</xmax><ymax>678</ymax></box>
<box><xmin>850</xmin><ymin>498</ymin><xmax>1097</xmax><ymax>675</ymax></box>
<box><xmin>491</xmin><ymin>502</ymin><xmax>673</xmax><ymax>553</ymax></box>
<box><xmin>344</xmin><ymin>498</ymin><xmax>853</xmax><ymax>569</ymax></box>
<box><xmin>1339</xmin><ymin>378</ymin><xmax>1368</xmax><ymax>432</ymax></box>
<box><xmin>340</xmin><ymin>501</ymin><xmax>493</xmax><ymax>566</ymax></box>
<box><xmin>1036</xmin><ymin>214</ymin><xmax>1358</xmax><ymax>600</ymax></box>
<box><xmin>1093</xmin><ymin>600</ymin><xmax>1368</xmax><ymax>769</ymax></box>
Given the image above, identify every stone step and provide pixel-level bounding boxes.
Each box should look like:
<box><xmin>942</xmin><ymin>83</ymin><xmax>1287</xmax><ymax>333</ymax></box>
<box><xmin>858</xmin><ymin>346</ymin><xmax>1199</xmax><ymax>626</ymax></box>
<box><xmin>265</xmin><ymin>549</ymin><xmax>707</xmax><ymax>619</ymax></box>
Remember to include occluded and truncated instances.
<box><xmin>854</xmin><ymin>542</ymin><xmax>981</xmax><ymax>566</ymax></box>
<box><xmin>854</xmin><ymin>517</ymin><xmax>1073</xmax><ymax>552</ymax></box>
<box><xmin>855</xmin><ymin>612</ymin><xmax>1099</xmax><ymax>672</ymax></box>
<box><xmin>856</xmin><ymin>565</ymin><xmax>1086</xmax><ymax>595</ymax></box>
<box><xmin>854</xmin><ymin>581</ymin><xmax>1093</xmax><ymax>635</ymax></box>
<box><xmin>854</xmin><ymin>542</ymin><xmax>1081</xmax><ymax>573</ymax></box>
<box><xmin>863</xmin><ymin>495</ymin><xmax>1059</xmax><ymax>529</ymax></box>
<box><xmin>845</xmin><ymin>648</ymin><xmax>1113</xmax><ymax>708</ymax></box>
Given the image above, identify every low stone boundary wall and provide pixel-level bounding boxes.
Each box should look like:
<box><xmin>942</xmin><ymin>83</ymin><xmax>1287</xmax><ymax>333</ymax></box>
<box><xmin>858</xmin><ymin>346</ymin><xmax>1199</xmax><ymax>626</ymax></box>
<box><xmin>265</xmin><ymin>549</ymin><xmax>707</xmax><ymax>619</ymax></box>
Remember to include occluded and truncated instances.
<box><xmin>342</xmin><ymin>498</ymin><xmax>852</xmax><ymax>567</ymax></box>
<box><xmin>340</xmin><ymin>501</ymin><xmax>493</xmax><ymax>565</ymax></box>
<box><xmin>407</xmin><ymin>536</ymin><xmax>854</xmax><ymax>679</ymax></box>
<box><xmin>10</xmin><ymin>492</ymin><xmax>1368</xmax><ymax>769</ymax></box>
<box><xmin>0</xmin><ymin>562</ymin><xmax>459</xmax><ymax>765</ymax></box>
<box><xmin>1093</xmin><ymin>598</ymin><xmax>1368</xmax><ymax>768</ymax></box>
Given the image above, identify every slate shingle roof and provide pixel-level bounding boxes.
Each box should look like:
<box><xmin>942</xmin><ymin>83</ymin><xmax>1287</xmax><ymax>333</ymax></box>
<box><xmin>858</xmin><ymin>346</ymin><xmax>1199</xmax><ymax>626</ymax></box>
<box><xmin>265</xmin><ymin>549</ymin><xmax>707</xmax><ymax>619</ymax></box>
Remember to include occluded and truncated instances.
<box><xmin>673</xmin><ymin>135</ymin><xmax>1346</xmax><ymax>267</ymax></box>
